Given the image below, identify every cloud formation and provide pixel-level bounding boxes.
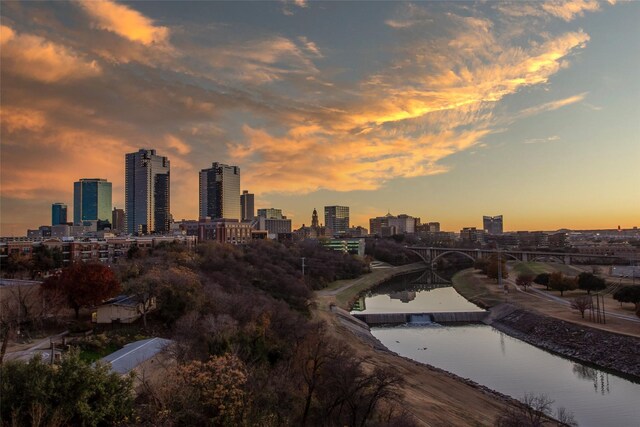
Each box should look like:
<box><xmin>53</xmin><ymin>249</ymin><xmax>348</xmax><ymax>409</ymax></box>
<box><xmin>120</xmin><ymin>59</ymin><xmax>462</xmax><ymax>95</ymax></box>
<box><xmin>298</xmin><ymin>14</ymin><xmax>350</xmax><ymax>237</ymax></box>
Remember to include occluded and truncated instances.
<box><xmin>76</xmin><ymin>0</ymin><xmax>169</xmax><ymax>45</ymax></box>
<box><xmin>519</xmin><ymin>93</ymin><xmax>588</xmax><ymax>117</ymax></box>
<box><xmin>0</xmin><ymin>24</ymin><xmax>101</xmax><ymax>82</ymax></box>
<box><xmin>0</xmin><ymin>1</ymin><xmax>619</xmax><ymax>231</ymax></box>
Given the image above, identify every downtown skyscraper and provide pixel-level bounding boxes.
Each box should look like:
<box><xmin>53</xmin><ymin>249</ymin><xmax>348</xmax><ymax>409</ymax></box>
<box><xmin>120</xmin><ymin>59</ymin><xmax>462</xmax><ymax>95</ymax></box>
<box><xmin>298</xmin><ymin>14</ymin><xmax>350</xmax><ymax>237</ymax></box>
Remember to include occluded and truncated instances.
<box><xmin>483</xmin><ymin>215</ymin><xmax>504</xmax><ymax>235</ymax></box>
<box><xmin>51</xmin><ymin>202</ymin><xmax>67</xmax><ymax>226</ymax></box>
<box><xmin>325</xmin><ymin>205</ymin><xmax>349</xmax><ymax>236</ymax></box>
<box><xmin>73</xmin><ymin>179</ymin><xmax>112</xmax><ymax>224</ymax></box>
<box><xmin>240</xmin><ymin>190</ymin><xmax>255</xmax><ymax>221</ymax></box>
<box><xmin>125</xmin><ymin>149</ymin><xmax>170</xmax><ymax>235</ymax></box>
<box><xmin>199</xmin><ymin>163</ymin><xmax>241</xmax><ymax>220</ymax></box>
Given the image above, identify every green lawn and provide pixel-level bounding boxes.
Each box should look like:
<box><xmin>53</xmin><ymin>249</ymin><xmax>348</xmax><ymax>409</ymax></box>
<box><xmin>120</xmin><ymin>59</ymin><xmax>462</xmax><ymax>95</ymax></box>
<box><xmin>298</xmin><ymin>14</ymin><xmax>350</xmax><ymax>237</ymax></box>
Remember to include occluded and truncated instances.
<box><xmin>510</xmin><ymin>261</ymin><xmax>586</xmax><ymax>277</ymax></box>
<box><xmin>451</xmin><ymin>268</ymin><xmax>504</xmax><ymax>308</ymax></box>
<box><xmin>79</xmin><ymin>342</ymin><xmax>120</xmax><ymax>363</ymax></box>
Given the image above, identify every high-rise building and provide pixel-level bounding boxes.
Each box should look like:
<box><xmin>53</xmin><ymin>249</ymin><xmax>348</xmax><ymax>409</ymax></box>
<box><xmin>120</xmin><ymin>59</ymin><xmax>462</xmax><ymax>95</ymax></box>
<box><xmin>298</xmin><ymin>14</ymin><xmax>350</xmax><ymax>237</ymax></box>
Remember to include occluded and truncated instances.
<box><xmin>257</xmin><ymin>208</ymin><xmax>283</xmax><ymax>219</ymax></box>
<box><xmin>73</xmin><ymin>179</ymin><xmax>112</xmax><ymax>225</ymax></box>
<box><xmin>483</xmin><ymin>215</ymin><xmax>504</xmax><ymax>235</ymax></box>
<box><xmin>112</xmin><ymin>207</ymin><xmax>125</xmax><ymax>233</ymax></box>
<box><xmin>388</xmin><ymin>214</ymin><xmax>419</xmax><ymax>234</ymax></box>
<box><xmin>125</xmin><ymin>149</ymin><xmax>170</xmax><ymax>235</ymax></box>
<box><xmin>240</xmin><ymin>190</ymin><xmax>256</xmax><ymax>221</ymax></box>
<box><xmin>427</xmin><ymin>222</ymin><xmax>440</xmax><ymax>232</ymax></box>
<box><xmin>51</xmin><ymin>203</ymin><xmax>67</xmax><ymax>226</ymax></box>
<box><xmin>240</xmin><ymin>190</ymin><xmax>255</xmax><ymax>221</ymax></box>
<box><xmin>199</xmin><ymin>163</ymin><xmax>240</xmax><ymax>220</ymax></box>
<box><xmin>324</xmin><ymin>206</ymin><xmax>349</xmax><ymax>236</ymax></box>
<box><xmin>369</xmin><ymin>213</ymin><xmax>393</xmax><ymax>236</ymax></box>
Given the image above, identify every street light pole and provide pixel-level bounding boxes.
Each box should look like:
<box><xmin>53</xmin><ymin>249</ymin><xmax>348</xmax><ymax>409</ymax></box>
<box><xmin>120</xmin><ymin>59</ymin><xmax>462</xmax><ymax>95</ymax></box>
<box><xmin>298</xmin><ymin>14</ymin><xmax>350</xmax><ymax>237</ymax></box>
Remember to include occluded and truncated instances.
<box><xmin>301</xmin><ymin>257</ymin><xmax>306</xmax><ymax>277</ymax></box>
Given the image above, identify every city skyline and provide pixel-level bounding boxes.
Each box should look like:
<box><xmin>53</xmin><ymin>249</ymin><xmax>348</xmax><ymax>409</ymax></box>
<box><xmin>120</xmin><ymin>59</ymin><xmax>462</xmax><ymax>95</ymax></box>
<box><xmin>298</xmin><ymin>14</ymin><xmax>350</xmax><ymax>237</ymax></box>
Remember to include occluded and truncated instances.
<box><xmin>1</xmin><ymin>1</ymin><xmax>638</xmax><ymax>234</ymax></box>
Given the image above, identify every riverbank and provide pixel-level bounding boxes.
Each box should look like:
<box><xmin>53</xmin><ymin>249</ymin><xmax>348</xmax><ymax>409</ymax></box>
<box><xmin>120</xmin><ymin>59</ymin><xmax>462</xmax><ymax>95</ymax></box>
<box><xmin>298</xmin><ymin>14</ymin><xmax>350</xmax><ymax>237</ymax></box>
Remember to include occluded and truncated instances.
<box><xmin>452</xmin><ymin>268</ymin><xmax>640</xmax><ymax>380</ymax></box>
<box><xmin>490</xmin><ymin>307</ymin><xmax>640</xmax><ymax>380</ymax></box>
<box><xmin>314</xmin><ymin>264</ymin><xmax>514</xmax><ymax>426</ymax></box>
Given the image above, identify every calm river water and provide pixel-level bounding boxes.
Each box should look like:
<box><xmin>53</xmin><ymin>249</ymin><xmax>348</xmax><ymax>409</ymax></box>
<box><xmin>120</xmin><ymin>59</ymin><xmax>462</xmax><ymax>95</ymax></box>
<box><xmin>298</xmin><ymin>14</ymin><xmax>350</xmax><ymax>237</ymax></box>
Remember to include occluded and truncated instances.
<box><xmin>355</xmin><ymin>270</ymin><xmax>640</xmax><ymax>427</ymax></box>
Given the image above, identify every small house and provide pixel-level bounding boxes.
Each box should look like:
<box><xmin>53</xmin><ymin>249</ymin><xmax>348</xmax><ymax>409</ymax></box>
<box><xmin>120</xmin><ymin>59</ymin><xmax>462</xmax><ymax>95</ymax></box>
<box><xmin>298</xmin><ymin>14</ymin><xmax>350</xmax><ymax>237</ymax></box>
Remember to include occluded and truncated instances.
<box><xmin>93</xmin><ymin>294</ymin><xmax>156</xmax><ymax>324</ymax></box>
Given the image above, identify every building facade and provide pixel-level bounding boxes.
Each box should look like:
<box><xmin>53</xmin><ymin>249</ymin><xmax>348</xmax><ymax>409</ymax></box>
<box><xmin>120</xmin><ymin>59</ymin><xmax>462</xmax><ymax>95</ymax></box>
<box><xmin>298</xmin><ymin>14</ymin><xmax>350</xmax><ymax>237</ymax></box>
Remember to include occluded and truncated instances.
<box><xmin>199</xmin><ymin>163</ymin><xmax>240</xmax><ymax>220</ymax></box>
<box><xmin>112</xmin><ymin>208</ymin><xmax>125</xmax><ymax>233</ymax></box>
<box><xmin>483</xmin><ymin>215</ymin><xmax>504</xmax><ymax>235</ymax></box>
<box><xmin>256</xmin><ymin>217</ymin><xmax>292</xmax><ymax>238</ymax></box>
<box><xmin>460</xmin><ymin>227</ymin><xmax>485</xmax><ymax>244</ymax></box>
<box><xmin>321</xmin><ymin>238</ymin><xmax>365</xmax><ymax>256</ymax></box>
<box><xmin>240</xmin><ymin>190</ymin><xmax>255</xmax><ymax>221</ymax></box>
<box><xmin>125</xmin><ymin>149</ymin><xmax>170</xmax><ymax>235</ymax></box>
<box><xmin>324</xmin><ymin>206</ymin><xmax>349</xmax><ymax>236</ymax></box>
<box><xmin>257</xmin><ymin>208</ymin><xmax>283</xmax><ymax>219</ymax></box>
<box><xmin>51</xmin><ymin>203</ymin><xmax>68</xmax><ymax>226</ymax></box>
<box><xmin>73</xmin><ymin>179</ymin><xmax>112</xmax><ymax>225</ymax></box>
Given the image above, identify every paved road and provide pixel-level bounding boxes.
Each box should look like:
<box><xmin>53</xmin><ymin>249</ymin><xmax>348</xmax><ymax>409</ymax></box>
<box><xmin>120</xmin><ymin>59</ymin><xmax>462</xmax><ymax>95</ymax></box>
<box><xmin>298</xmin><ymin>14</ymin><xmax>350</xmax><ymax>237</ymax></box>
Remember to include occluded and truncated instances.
<box><xmin>4</xmin><ymin>330</ymin><xmax>69</xmax><ymax>362</ymax></box>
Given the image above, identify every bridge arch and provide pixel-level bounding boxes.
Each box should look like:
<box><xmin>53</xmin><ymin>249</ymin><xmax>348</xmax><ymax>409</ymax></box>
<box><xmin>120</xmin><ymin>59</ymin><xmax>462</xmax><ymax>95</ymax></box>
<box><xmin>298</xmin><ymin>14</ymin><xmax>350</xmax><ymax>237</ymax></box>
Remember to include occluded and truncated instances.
<box><xmin>431</xmin><ymin>251</ymin><xmax>477</xmax><ymax>264</ymax></box>
<box><xmin>407</xmin><ymin>249</ymin><xmax>429</xmax><ymax>263</ymax></box>
<box><xmin>501</xmin><ymin>253</ymin><xmax>520</xmax><ymax>262</ymax></box>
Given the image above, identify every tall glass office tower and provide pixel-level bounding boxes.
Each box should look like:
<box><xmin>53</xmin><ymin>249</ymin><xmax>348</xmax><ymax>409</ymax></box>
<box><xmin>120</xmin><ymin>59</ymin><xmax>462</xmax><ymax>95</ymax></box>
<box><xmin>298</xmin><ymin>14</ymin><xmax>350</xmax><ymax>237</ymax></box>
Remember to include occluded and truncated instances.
<box><xmin>125</xmin><ymin>149</ymin><xmax>170</xmax><ymax>235</ymax></box>
<box><xmin>324</xmin><ymin>206</ymin><xmax>350</xmax><ymax>236</ymax></box>
<box><xmin>73</xmin><ymin>179</ymin><xmax>112</xmax><ymax>224</ymax></box>
<box><xmin>199</xmin><ymin>163</ymin><xmax>241</xmax><ymax>220</ymax></box>
<box><xmin>240</xmin><ymin>190</ymin><xmax>255</xmax><ymax>221</ymax></box>
<box><xmin>51</xmin><ymin>203</ymin><xmax>68</xmax><ymax>225</ymax></box>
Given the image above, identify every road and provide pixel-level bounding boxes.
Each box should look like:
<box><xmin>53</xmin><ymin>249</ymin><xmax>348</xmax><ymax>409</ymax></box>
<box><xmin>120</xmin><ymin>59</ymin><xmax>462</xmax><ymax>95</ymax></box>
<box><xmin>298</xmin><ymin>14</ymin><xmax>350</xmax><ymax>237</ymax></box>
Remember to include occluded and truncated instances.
<box><xmin>4</xmin><ymin>330</ymin><xmax>68</xmax><ymax>362</ymax></box>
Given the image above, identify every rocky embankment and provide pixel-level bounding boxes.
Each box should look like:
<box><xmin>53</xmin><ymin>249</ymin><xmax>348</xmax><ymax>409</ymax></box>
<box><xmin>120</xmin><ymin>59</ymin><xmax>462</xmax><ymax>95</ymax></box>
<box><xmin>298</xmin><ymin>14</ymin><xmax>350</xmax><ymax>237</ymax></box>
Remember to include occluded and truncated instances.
<box><xmin>490</xmin><ymin>306</ymin><xmax>640</xmax><ymax>379</ymax></box>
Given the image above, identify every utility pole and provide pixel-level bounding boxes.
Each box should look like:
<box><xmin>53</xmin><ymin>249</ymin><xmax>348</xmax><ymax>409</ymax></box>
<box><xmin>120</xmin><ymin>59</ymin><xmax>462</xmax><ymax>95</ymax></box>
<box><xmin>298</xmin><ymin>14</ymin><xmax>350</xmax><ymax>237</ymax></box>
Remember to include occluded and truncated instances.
<box><xmin>497</xmin><ymin>247</ymin><xmax>506</xmax><ymax>294</ymax></box>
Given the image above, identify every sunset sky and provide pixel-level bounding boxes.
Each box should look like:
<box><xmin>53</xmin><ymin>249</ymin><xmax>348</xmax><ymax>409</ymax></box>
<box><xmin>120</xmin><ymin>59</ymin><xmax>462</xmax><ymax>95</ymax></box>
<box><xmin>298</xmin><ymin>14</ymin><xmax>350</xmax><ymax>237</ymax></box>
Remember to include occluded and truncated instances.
<box><xmin>1</xmin><ymin>0</ymin><xmax>638</xmax><ymax>235</ymax></box>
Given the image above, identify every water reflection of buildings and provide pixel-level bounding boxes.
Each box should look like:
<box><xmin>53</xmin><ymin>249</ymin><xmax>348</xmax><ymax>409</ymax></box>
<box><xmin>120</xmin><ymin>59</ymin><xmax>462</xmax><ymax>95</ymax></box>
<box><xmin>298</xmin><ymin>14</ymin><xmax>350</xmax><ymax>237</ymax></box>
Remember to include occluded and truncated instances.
<box><xmin>351</xmin><ymin>296</ymin><xmax>366</xmax><ymax>312</ymax></box>
<box><xmin>572</xmin><ymin>364</ymin><xmax>610</xmax><ymax>395</ymax></box>
<box><xmin>389</xmin><ymin>291</ymin><xmax>417</xmax><ymax>303</ymax></box>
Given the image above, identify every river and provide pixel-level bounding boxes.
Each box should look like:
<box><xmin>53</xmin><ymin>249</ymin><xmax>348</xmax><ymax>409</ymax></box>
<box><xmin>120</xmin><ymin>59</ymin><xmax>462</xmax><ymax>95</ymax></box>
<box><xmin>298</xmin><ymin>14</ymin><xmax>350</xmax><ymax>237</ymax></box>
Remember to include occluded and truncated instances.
<box><xmin>354</xmin><ymin>269</ymin><xmax>640</xmax><ymax>427</ymax></box>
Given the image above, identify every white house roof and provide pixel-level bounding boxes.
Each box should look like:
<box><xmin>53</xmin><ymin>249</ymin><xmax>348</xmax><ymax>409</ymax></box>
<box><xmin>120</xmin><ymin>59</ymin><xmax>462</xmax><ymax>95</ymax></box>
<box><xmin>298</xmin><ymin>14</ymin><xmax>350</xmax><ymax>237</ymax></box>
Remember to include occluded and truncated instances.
<box><xmin>99</xmin><ymin>337</ymin><xmax>172</xmax><ymax>374</ymax></box>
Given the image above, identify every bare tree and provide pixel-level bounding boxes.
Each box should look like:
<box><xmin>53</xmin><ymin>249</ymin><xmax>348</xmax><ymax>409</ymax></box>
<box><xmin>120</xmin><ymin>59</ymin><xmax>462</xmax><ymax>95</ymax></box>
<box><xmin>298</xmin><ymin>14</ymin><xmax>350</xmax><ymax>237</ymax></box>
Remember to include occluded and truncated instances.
<box><xmin>0</xmin><ymin>284</ymin><xmax>45</xmax><ymax>364</ymax></box>
<box><xmin>571</xmin><ymin>295</ymin><xmax>593</xmax><ymax>319</ymax></box>
<box><xmin>496</xmin><ymin>393</ymin><xmax>576</xmax><ymax>427</ymax></box>
<box><xmin>516</xmin><ymin>274</ymin><xmax>535</xmax><ymax>292</ymax></box>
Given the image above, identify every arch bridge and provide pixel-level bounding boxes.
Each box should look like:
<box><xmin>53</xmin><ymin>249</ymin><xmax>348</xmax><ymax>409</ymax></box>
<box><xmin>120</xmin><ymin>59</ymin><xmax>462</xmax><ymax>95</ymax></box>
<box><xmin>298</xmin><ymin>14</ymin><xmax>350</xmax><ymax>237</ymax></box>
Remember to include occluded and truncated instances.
<box><xmin>407</xmin><ymin>247</ymin><xmax>626</xmax><ymax>267</ymax></box>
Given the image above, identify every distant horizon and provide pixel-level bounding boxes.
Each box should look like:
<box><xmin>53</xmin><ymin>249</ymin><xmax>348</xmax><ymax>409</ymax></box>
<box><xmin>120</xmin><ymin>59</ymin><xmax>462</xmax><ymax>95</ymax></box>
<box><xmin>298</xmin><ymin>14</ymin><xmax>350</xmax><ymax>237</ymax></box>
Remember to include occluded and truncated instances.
<box><xmin>1</xmin><ymin>1</ymin><xmax>638</xmax><ymax>236</ymax></box>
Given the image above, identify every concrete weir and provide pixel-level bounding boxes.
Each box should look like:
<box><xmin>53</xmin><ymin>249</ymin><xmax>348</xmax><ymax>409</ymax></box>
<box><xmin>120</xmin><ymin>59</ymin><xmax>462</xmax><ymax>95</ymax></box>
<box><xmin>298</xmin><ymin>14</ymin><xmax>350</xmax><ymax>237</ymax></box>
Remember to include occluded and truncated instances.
<box><xmin>352</xmin><ymin>311</ymin><xmax>488</xmax><ymax>325</ymax></box>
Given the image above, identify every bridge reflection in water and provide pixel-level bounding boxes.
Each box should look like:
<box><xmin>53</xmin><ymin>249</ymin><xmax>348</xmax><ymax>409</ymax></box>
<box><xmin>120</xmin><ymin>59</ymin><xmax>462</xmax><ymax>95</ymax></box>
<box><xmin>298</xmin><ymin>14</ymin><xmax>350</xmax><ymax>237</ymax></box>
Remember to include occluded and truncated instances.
<box><xmin>351</xmin><ymin>268</ymin><xmax>485</xmax><ymax>321</ymax></box>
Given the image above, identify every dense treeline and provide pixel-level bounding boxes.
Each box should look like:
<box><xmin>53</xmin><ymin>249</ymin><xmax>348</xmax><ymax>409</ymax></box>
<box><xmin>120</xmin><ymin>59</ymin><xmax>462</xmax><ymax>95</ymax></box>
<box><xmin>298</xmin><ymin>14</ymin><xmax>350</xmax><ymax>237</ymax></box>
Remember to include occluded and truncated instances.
<box><xmin>365</xmin><ymin>239</ymin><xmax>421</xmax><ymax>265</ymax></box>
<box><xmin>3</xmin><ymin>240</ymin><xmax>415</xmax><ymax>426</ymax></box>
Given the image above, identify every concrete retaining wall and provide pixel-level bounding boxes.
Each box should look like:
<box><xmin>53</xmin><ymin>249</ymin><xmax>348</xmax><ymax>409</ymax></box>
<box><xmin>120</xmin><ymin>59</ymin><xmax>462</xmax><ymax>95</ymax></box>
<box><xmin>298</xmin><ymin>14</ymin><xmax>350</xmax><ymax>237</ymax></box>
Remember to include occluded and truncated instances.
<box><xmin>353</xmin><ymin>311</ymin><xmax>487</xmax><ymax>325</ymax></box>
<box><xmin>431</xmin><ymin>311</ymin><xmax>487</xmax><ymax>323</ymax></box>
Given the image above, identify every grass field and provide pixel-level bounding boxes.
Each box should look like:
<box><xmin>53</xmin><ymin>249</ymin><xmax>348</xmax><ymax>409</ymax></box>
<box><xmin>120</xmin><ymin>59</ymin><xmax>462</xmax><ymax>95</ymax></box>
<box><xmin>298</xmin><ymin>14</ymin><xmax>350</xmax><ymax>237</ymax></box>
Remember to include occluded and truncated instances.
<box><xmin>510</xmin><ymin>261</ymin><xmax>586</xmax><ymax>277</ymax></box>
<box><xmin>79</xmin><ymin>342</ymin><xmax>120</xmax><ymax>363</ymax></box>
<box><xmin>451</xmin><ymin>268</ymin><xmax>504</xmax><ymax>308</ymax></box>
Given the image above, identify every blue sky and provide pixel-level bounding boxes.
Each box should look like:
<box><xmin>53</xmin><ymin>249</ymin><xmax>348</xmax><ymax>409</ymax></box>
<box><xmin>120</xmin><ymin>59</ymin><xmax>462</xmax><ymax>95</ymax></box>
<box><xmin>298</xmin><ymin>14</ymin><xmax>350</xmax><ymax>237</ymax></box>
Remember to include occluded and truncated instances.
<box><xmin>1</xmin><ymin>0</ymin><xmax>638</xmax><ymax>234</ymax></box>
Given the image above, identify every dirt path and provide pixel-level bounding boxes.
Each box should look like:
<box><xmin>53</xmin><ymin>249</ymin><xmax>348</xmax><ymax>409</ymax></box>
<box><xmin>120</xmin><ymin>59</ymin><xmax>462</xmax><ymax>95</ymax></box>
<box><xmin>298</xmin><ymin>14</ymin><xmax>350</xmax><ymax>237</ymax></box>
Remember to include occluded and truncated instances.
<box><xmin>314</xmin><ymin>264</ymin><xmax>512</xmax><ymax>427</ymax></box>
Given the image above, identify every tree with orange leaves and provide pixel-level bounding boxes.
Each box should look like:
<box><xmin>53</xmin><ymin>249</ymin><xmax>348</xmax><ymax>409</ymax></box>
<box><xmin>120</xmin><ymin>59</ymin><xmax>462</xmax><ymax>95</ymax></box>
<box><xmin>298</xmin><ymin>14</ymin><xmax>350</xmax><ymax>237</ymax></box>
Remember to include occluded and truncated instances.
<box><xmin>42</xmin><ymin>262</ymin><xmax>121</xmax><ymax>319</ymax></box>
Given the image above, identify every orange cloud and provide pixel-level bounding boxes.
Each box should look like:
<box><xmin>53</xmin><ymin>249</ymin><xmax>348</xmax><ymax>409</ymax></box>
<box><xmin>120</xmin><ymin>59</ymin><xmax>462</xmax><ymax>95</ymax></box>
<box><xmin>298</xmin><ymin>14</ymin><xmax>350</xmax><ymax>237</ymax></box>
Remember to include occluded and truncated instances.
<box><xmin>542</xmin><ymin>0</ymin><xmax>603</xmax><ymax>21</ymax></box>
<box><xmin>0</xmin><ymin>25</ymin><xmax>101</xmax><ymax>83</ymax></box>
<box><xmin>76</xmin><ymin>0</ymin><xmax>169</xmax><ymax>45</ymax></box>
<box><xmin>165</xmin><ymin>134</ymin><xmax>192</xmax><ymax>155</ymax></box>
<box><xmin>0</xmin><ymin>107</ymin><xmax>47</xmax><ymax>134</ymax></box>
<box><xmin>519</xmin><ymin>93</ymin><xmax>588</xmax><ymax>117</ymax></box>
<box><xmin>229</xmin><ymin>125</ymin><xmax>489</xmax><ymax>194</ymax></box>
